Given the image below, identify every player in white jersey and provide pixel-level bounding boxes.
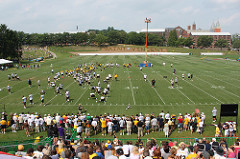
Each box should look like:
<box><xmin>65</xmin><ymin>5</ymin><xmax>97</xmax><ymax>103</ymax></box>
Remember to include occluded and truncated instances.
<box><xmin>40</xmin><ymin>94</ymin><xmax>45</xmax><ymax>106</ymax></box>
<box><xmin>144</xmin><ymin>74</ymin><xmax>147</xmax><ymax>82</ymax></box>
<box><xmin>22</xmin><ymin>96</ymin><xmax>27</xmax><ymax>109</ymax></box>
<box><xmin>37</xmin><ymin>80</ymin><xmax>40</xmax><ymax>88</ymax></box>
<box><xmin>7</xmin><ymin>85</ymin><xmax>11</xmax><ymax>94</ymax></box>
<box><xmin>29</xmin><ymin>93</ymin><xmax>33</xmax><ymax>104</ymax></box>
<box><xmin>170</xmin><ymin>78</ymin><xmax>174</xmax><ymax>88</ymax></box>
<box><xmin>65</xmin><ymin>90</ymin><xmax>70</xmax><ymax>102</ymax></box>
<box><xmin>47</xmin><ymin>77</ymin><xmax>50</xmax><ymax>86</ymax></box>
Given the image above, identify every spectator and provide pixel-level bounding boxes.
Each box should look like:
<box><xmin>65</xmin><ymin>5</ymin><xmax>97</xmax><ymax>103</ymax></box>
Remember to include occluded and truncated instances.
<box><xmin>176</xmin><ymin>142</ymin><xmax>188</xmax><ymax>158</ymax></box>
<box><xmin>64</xmin><ymin>149</ymin><xmax>72</xmax><ymax>159</ymax></box>
<box><xmin>50</xmin><ymin>149</ymin><xmax>59</xmax><ymax>159</ymax></box>
<box><xmin>95</xmin><ymin>146</ymin><xmax>104</xmax><ymax>159</ymax></box>
<box><xmin>228</xmin><ymin>146</ymin><xmax>235</xmax><ymax>158</ymax></box>
<box><xmin>58</xmin><ymin>125</ymin><xmax>65</xmax><ymax>139</ymax></box>
<box><xmin>137</xmin><ymin>119</ymin><xmax>144</xmax><ymax>137</ymax></box>
<box><xmin>33</xmin><ymin>145</ymin><xmax>44</xmax><ymax>159</ymax></box>
<box><xmin>186</xmin><ymin>146</ymin><xmax>197</xmax><ymax>159</ymax></box>
<box><xmin>130</xmin><ymin>146</ymin><xmax>140</xmax><ymax>159</ymax></box>
<box><xmin>24</xmin><ymin>148</ymin><xmax>34</xmax><ymax>159</ymax></box>
<box><xmin>15</xmin><ymin>145</ymin><xmax>27</xmax><ymax>157</ymax></box>
<box><xmin>116</xmin><ymin>148</ymin><xmax>127</xmax><ymax>159</ymax></box>
<box><xmin>168</xmin><ymin>147</ymin><xmax>177</xmax><ymax>159</ymax></box>
<box><xmin>163</xmin><ymin>121</ymin><xmax>169</xmax><ymax>138</ymax></box>
<box><xmin>152</xmin><ymin>148</ymin><xmax>163</xmax><ymax>159</ymax></box>
<box><xmin>214</xmin><ymin>147</ymin><xmax>226</xmax><ymax>159</ymax></box>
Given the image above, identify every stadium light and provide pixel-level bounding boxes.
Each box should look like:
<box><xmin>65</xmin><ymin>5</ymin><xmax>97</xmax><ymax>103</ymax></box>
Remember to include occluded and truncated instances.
<box><xmin>145</xmin><ymin>17</ymin><xmax>151</xmax><ymax>62</ymax></box>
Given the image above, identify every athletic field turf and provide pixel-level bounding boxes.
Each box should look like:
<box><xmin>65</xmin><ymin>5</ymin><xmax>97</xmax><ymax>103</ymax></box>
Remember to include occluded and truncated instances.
<box><xmin>0</xmin><ymin>48</ymin><xmax>240</xmax><ymax>140</ymax></box>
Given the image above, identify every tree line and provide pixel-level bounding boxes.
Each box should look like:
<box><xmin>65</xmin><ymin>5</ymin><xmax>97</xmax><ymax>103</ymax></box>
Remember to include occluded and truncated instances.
<box><xmin>1</xmin><ymin>24</ymin><xmax>240</xmax><ymax>59</ymax></box>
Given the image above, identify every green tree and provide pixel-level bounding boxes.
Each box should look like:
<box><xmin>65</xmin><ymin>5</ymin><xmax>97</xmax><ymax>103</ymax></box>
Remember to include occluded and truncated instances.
<box><xmin>184</xmin><ymin>37</ymin><xmax>194</xmax><ymax>47</ymax></box>
<box><xmin>125</xmin><ymin>32</ymin><xmax>141</xmax><ymax>45</ymax></box>
<box><xmin>95</xmin><ymin>34</ymin><xmax>108</xmax><ymax>46</ymax></box>
<box><xmin>0</xmin><ymin>24</ymin><xmax>22</xmax><ymax>60</ymax></box>
<box><xmin>107</xmin><ymin>30</ymin><xmax>121</xmax><ymax>45</ymax></box>
<box><xmin>214</xmin><ymin>39</ymin><xmax>228</xmax><ymax>50</ymax></box>
<box><xmin>167</xmin><ymin>30</ymin><xmax>178</xmax><ymax>47</ymax></box>
<box><xmin>176</xmin><ymin>37</ymin><xmax>185</xmax><ymax>47</ymax></box>
<box><xmin>232</xmin><ymin>40</ymin><xmax>240</xmax><ymax>52</ymax></box>
<box><xmin>197</xmin><ymin>36</ymin><xmax>213</xmax><ymax>48</ymax></box>
<box><xmin>148</xmin><ymin>34</ymin><xmax>165</xmax><ymax>46</ymax></box>
<box><xmin>88</xmin><ymin>32</ymin><xmax>96</xmax><ymax>45</ymax></box>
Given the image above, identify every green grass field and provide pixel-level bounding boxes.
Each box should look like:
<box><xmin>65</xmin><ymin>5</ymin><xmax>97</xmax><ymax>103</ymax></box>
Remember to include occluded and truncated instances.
<box><xmin>1</xmin><ymin>46</ymin><xmax>240</xmax><ymax>141</ymax></box>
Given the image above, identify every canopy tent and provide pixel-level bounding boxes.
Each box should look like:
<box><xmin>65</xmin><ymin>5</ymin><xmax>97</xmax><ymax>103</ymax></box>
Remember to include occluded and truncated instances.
<box><xmin>0</xmin><ymin>59</ymin><xmax>13</xmax><ymax>65</ymax></box>
<box><xmin>0</xmin><ymin>151</ymin><xmax>24</xmax><ymax>159</ymax></box>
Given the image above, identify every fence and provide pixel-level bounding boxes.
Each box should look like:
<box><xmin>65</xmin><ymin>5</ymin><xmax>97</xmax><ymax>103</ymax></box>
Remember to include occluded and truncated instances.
<box><xmin>0</xmin><ymin>137</ymin><xmax>52</xmax><ymax>153</ymax></box>
<box><xmin>73</xmin><ymin>137</ymin><xmax>238</xmax><ymax>147</ymax></box>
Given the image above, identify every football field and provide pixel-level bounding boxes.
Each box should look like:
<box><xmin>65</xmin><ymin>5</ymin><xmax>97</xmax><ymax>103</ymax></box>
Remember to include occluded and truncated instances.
<box><xmin>1</xmin><ymin>52</ymin><xmax>240</xmax><ymax>125</ymax></box>
<box><xmin>1</xmin><ymin>48</ymin><xmax>240</xmax><ymax>140</ymax></box>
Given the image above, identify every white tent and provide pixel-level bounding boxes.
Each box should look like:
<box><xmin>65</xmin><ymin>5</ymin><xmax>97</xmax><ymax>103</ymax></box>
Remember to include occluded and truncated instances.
<box><xmin>0</xmin><ymin>59</ymin><xmax>13</xmax><ymax>65</ymax></box>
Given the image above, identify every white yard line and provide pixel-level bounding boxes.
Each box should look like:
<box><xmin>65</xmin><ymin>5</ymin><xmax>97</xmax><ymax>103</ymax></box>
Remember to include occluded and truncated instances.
<box><xmin>124</xmin><ymin>56</ymin><xmax>136</xmax><ymax>105</ymax></box>
<box><xmin>32</xmin><ymin>103</ymin><xmax>218</xmax><ymax>107</ymax></box>
<box><xmin>182</xmin><ymin>78</ymin><xmax>223</xmax><ymax>103</ymax></box>
<box><xmin>61</xmin><ymin>81</ymin><xmax>76</xmax><ymax>105</ymax></box>
<box><xmin>139</xmin><ymin>71</ymin><xmax>166</xmax><ymax>105</ymax></box>
<box><xmin>0</xmin><ymin>86</ymin><xmax>28</xmax><ymax>101</ymax></box>
<box><xmin>166</xmin><ymin>79</ymin><xmax>195</xmax><ymax>104</ymax></box>
<box><xmin>45</xmin><ymin>95</ymin><xmax>58</xmax><ymax>105</ymax></box>
<box><xmin>150</xmin><ymin>56</ymin><xmax>224</xmax><ymax>104</ymax></box>
<box><xmin>74</xmin><ymin>88</ymin><xmax>88</xmax><ymax>105</ymax></box>
<box><xmin>127</xmin><ymin>69</ymin><xmax>136</xmax><ymax>105</ymax></box>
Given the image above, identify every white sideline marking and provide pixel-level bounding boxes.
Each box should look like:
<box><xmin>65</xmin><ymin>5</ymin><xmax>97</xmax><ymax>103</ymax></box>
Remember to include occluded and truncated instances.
<box><xmin>74</xmin><ymin>88</ymin><xmax>88</xmax><ymax>105</ymax></box>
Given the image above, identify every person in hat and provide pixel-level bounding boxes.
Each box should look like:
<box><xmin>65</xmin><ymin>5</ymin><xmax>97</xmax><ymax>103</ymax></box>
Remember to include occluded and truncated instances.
<box><xmin>116</xmin><ymin>148</ymin><xmax>127</xmax><ymax>159</ymax></box>
<box><xmin>15</xmin><ymin>145</ymin><xmax>26</xmax><ymax>157</ymax></box>
<box><xmin>176</xmin><ymin>142</ymin><xmax>189</xmax><ymax>158</ymax></box>
<box><xmin>42</xmin><ymin>143</ymin><xmax>51</xmax><ymax>156</ymax></box>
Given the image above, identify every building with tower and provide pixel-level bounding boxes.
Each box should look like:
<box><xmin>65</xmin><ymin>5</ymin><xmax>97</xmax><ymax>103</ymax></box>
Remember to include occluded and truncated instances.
<box><xmin>140</xmin><ymin>21</ymin><xmax>231</xmax><ymax>48</ymax></box>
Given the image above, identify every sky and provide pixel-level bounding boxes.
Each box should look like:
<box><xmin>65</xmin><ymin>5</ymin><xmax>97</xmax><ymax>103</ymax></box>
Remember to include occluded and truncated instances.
<box><xmin>0</xmin><ymin>0</ymin><xmax>239</xmax><ymax>34</ymax></box>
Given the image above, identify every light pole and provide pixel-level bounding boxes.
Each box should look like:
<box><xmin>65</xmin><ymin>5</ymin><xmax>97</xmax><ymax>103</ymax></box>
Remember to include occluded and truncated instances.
<box><xmin>145</xmin><ymin>17</ymin><xmax>151</xmax><ymax>62</ymax></box>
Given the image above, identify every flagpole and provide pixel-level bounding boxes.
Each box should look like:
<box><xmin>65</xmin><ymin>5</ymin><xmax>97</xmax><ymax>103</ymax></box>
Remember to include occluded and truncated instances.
<box><xmin>145</xmin><ymin>18</ymin><xmax>151</xmax><ymax>62</ymax></box>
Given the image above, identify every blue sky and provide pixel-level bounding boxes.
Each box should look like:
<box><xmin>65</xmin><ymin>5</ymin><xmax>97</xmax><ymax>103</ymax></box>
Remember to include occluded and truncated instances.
<box><xmin>0</xmin><ymin>0</ymin><xmax>239</xmax><ymax>34</ymax></box>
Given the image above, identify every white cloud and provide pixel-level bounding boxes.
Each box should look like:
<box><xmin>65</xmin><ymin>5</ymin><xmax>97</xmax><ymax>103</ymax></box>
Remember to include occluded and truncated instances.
<box><xmin>220</xmin><ymin>12</ymin><xmax>240</xmax><ymax>26</ymax></box>
<box><xmin>0</xmin><ymin>0</ymin><xmax>239</xmax><ymax>33</ymax></box>
<box><xmin>211</xmin><ymin>0</ymin><xmax>239</xmax><ymax>3</ymax></box>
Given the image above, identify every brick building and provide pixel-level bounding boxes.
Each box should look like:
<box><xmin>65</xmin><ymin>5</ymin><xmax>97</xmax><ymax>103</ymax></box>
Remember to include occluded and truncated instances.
<box><xmin>140</xmin><ymin>21</ymin><xmax>231</xmax><ymax>48</ymax></box>
<box><xmin>190</xmin><ymin>32</ymin><xmax>231</xmax><ymax>48</ymax></box>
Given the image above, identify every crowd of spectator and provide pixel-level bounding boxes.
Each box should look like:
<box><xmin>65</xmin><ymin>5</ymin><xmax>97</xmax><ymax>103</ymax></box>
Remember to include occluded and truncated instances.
<box><xmin>1</xmin><ymin>110</ymin><xmax>208</xmax><ymax>138</ymax></box>
<box><xmin>13</xmin><ymin>136</ymin><xmax>240</xmax><ymax>158</ymax></box>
